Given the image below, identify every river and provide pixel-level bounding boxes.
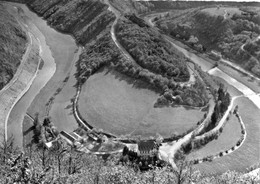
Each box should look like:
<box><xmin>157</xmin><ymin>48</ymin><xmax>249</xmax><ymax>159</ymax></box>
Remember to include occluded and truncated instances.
<box><xmin>6</xmin><ymin>3</ymin><xmax>78</xmax><ymax>149</ymax></box>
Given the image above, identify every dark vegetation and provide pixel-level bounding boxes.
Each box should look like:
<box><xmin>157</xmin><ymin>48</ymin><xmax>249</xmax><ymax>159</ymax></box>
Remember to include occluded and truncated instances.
<box><xmin>7</xmin><ymin>0</ymin><xmax>116</xmax><ymax>45</ymax></box>
<box><xmin>0</xmin><ymin>3</ymin><xmax>27</xmax><ymax>90</ymax></box>
<box><xmin>203</xmin><ymin>85</ymin><xmax>230</xmax><ymax>133</ymax></box>
<box><xmin>116</xmin><ymin>16</ymin><xmax>189</xmax><ymax>81</ymax></box>
<box><xmin>156</xmin><ymin>5</ymin><xmax>260</xmax><ymax>77</ymax></box>
<box><xmin>114</xmin><ymin>15</ymin><xmax>209</xmax><ymax>107</ymax></box>
<box><xmin>0</xmin><ymin>134</ymin><xmax>258</xmax><ymax>184</ymax></box>
<box><xmin>109</xmin><ymin>0</ymin><xmax>155</xmax><ymax>14</ymax></box>
<box><xmin>138</xmin><ymin>1</ymin><xmax>260</xmax><ymax>13</ymax></box>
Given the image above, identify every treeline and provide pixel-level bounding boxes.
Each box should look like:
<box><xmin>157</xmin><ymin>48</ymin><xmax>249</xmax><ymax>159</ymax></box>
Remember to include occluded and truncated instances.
<box><xmin>0</xmin><ymin>3</ymin><xmax>27</xmax><ymax>90</ymax></box>
<box><xmin>199</xmin><ymin>85</ymin><xmax>231</xmax><ymax>135</ymax></box>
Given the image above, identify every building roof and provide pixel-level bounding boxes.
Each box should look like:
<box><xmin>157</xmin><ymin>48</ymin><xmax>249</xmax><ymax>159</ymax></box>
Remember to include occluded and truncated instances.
<box><xmin>138</xmin><ymin>140</ymin><xmax>156</xmax><ymax>152</ymax></box>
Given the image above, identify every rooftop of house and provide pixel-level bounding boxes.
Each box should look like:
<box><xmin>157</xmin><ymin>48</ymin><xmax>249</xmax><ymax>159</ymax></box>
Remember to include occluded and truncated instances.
<box><xmin>138</xmin><ymin>140</ymin><xmax>156</xmax><ymax>153</ymax></box>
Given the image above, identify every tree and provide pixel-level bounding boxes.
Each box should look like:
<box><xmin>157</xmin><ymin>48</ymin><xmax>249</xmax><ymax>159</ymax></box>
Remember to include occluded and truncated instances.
<box><xmin>173</xmin><ymin>151</ymin><xmax>197</xmax><ymax>184</ymax></box>
<box><xmin>32</xmin><ymin>113</ymin><xmax>42</xmax><ymax>144</ymax></box>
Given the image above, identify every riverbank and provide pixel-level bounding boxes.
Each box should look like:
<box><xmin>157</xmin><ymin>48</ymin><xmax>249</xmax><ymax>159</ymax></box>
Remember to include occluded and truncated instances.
<box><xmin>5</xmin><ymin>2</ymin><xmax>80</xmax><ymax>138</ymax></box>
<box><xmin>0</xmin><ymin>29</ymin><xmax>40</xmax><ymax>145</ymax></box>
<box><xmin>18</xmin><ymin>3</ymin><xmax>78</xmax><ymax>124</ymax></box>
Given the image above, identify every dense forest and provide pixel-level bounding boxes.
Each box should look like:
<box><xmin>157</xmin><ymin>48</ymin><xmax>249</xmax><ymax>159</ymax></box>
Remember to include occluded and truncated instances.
<box><xmin>0</xmin><ymin>3</ymin><xmax>27</xmax><ymax>90</ymax></box>
<box><xmin>156</xmin><ymin>5</ymin><xmax>260</xmax><ymax>77</ymax></box>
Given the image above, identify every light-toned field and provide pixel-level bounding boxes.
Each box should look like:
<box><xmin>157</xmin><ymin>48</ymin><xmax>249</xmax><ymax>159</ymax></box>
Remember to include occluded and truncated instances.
<box><xmin>192</xmin><ymin>97</ymin><xmax>260</xmax><ymax>175</ymax></box>
<box><xmin>78</xmin><ymin>67</ymin><xmax>204</xmax><ymax>137</ymax></box>
<box><xmin>201</xmin><ymin>7</ymin><xmax>241</xmax><ymax>17</ymax></box>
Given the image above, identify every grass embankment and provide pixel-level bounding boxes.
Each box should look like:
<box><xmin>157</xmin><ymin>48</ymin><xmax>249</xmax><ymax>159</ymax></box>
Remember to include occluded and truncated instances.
<box><xmin>78</xmin><ymin>67</ymin><xmax>204</xmax><ymax>137</ymax></box>
<box><xmin>0</xmin><ymin>3</ymin><xmax>27</xmax><ymax>90</ymax></box>
<box><xmin>156</xmin><ymin>6</ymin><xmax>260</xmax><ymax>78</ymax></box>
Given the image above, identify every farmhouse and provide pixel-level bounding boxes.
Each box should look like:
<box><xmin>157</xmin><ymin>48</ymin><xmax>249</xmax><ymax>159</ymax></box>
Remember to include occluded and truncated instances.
<box><xmin>137</xmin><ymin>140</ymin><xmax>159</xmax><ymax>156</ymax></box>
<box><xmin>122</xmin><ymin>140</ymin><xmax>162</xmax><ymax>170</ymax></box>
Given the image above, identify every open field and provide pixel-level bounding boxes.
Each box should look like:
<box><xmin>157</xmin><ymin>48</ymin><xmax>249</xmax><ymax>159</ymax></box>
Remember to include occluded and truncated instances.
<box><xmin>192</xmin><ymin>97</ymin><xmax>260</xmax><ymax>175</ymax></box>
<box><xmin>201</xmin><ymin>7</ymin><xmax>241</xmax><ymax>17</ymax></box>
<box><xmin>78</xmin><ymin>67</ymin><xmax>204</xmax><ymax>137</ymax></box>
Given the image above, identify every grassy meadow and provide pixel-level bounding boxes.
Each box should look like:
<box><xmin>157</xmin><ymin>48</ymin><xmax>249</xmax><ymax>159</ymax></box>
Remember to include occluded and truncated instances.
<box><xmin>78</xmin><ymin>67</ymin><xmax>204</xmax><ymax>137</ymax></box>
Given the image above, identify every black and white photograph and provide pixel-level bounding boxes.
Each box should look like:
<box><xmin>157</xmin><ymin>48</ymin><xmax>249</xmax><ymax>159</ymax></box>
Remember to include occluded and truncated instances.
<box><xmin>0</xmin><ymin>0</ymin><xmax>259</xmax><ymax>183</ymax></box>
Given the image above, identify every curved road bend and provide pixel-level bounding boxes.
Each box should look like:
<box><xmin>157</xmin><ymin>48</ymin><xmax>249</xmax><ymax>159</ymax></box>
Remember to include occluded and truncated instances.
<box><xmin>105</xmin><ymin>0</ymin><xmax>140</xmax><ymax>68</ymax></box>
<box><xmin>106</xmin><ymin>0</ymin><xmax>196</xmax><ymax>87</ymax></box>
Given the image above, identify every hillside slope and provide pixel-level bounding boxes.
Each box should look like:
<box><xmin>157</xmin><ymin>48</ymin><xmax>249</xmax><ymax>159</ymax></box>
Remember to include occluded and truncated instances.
<box><xmin>0</xmin><ymin>3</ymin><xmax>27</xmax><ymax>90</ymax></box>
<box><xmin>156</xmin><ymin>6</ymin><xmax>260</xmax><ymax>77</ymax></box>
<box><xmin>19</xmin><ymin>0</ymin><xmax>116</xmax><ymax>45</ymax></box>
<box><xmin>2</xmin><ymin>0</ymin><xmax>210</xmax><ymax>108</ymax></box>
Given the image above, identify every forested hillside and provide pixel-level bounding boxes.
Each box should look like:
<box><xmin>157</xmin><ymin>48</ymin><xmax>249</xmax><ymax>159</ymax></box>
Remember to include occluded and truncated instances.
<box><xmin>156</xmin><ymin>6</ymin><xmax>260</xmax><ymax>77</ymax></box>
<box><xmin>12</xmin><ymin>0</ymin><xmax>116</xmax><ymax>45</ymax></box>
<box><xmin>0</xmin><ymin>3</ymin><xmax>27</xmax><ymax>90</ymax></box>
